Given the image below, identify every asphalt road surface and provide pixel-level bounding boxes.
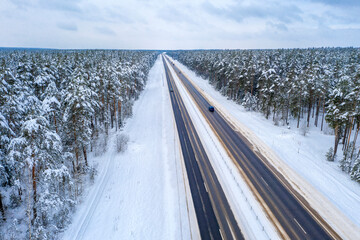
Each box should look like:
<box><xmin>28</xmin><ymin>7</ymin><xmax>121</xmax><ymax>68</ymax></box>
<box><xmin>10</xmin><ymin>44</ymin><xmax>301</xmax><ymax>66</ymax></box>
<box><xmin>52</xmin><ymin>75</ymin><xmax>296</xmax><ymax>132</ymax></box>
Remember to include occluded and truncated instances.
<box><xmin>165</xmin><ymin>55</ymin><xmax>341</xmax><ymax>240</ymax></box>
<box><xmin>162</xmin><ymin>55</ymin><xmax>244</xmax><ymax>240</ymax></box>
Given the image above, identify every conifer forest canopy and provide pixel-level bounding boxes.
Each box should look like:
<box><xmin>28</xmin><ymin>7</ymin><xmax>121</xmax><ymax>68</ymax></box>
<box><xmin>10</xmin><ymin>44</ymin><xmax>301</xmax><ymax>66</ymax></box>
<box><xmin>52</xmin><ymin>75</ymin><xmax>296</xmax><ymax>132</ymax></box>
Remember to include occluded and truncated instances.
<box><xmin>0</xmin><ymin>49</ymin><xmax>158</xmax><ymax>239</ymax></box>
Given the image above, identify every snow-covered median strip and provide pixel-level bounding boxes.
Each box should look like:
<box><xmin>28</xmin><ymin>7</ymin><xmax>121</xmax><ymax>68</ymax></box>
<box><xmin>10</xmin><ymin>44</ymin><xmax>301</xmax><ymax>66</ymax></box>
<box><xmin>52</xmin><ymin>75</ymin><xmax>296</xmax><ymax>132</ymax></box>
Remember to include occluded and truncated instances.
<box><xmin>169</xmin><ymin>56</ymin><xmax>360</xmax><ymax>239</ymax></box>
<box><xmin>166</xmin><ymin>58</ymin><xmax>279</xmax><ymax>239</ymax></box>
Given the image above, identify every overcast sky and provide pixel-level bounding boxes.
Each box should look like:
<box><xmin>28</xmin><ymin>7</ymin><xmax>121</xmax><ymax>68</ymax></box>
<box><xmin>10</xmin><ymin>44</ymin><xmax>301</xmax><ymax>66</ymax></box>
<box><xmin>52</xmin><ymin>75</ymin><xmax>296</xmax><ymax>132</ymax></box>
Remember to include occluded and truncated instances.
<box><xmin>1</xmin><ymin>0</ymin><xmax>359</xmax><ymax>50</ymax></box>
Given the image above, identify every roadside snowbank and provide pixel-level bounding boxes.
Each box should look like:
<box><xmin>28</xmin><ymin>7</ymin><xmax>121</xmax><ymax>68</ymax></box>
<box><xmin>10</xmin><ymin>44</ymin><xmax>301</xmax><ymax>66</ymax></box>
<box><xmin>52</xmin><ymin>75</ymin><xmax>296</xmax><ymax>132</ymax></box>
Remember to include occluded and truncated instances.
<box><xmin>62</xmin><ymin>56</ymin><xmax>191</xmax><ymax>240</ymax></box>
<box><xmin>169</xmin><ymin>56</ymin><xmax>360</xmax><ymax>238</ymax></box>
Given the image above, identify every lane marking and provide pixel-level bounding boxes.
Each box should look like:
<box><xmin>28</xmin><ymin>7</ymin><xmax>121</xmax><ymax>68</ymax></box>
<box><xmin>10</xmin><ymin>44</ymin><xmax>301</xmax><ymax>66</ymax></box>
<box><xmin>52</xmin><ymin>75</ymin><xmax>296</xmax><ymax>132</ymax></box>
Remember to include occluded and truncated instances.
<box><xmin>227</xmin><ymin>215</ymin><xmax>237</xmax><ymax>240</ymax></box>
<box><xmin>204</xmin><ymin>182</ymin><xmax>209</xmax><ymax>193</ymax></box>
<box><xmin>294</xmin><ymin>218</ymin><xmax>307</xmax><ymax>235</ymax></box>
<box><xmin>261</xmin><ymin>177</ymin><xmax>269</xmax><ymax>187</ymax></box>
<box><xmin>219</xmin><ymin>228</ymin><xmax>224</xmax><ymax>240</ymax></box>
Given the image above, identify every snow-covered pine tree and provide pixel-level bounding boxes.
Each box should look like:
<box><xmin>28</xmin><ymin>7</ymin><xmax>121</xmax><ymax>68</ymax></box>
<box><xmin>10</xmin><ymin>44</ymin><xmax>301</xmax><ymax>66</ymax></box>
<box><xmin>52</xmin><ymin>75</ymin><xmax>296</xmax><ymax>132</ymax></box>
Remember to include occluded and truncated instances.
<box><xmin>0</xmin><ymin>114</ymin><xmax>8</xmax><ymax>222</ymax></box>
<box><xmin>0</xmin><ymin>111</ymin><xmax>14</xmax><ymax>222</ymax></box>
<box><xmin>345</xmin><ymin>63</ymin><xmax>360</xmax><ymax>158</ymax></box>
<box><xmin>326</xmin><ymin>76</ymin><xmax>352</xmax><ymax>159</ymax></box>
<box><xmin>16</xmin><ymin>54</ymin><xmax>35</xmax><ymax>90</ymax></box>
<box><xmin>351</xmin><ymin>150</ymin><xmax>360</xmax><ymax>181</ymax></box>
<box><xmin>7</xmin><ymin>96</ymin><xmax>72</xmax><ymax>239</ymax></box>
<box><xmin>94</xmin><ymin>62</ymin><xmax>110</xmax><ymax>136</ymax></box>
<box><xmin>106</xmin><ymin>63</ymin><xmax>122</xmax><ymax>130</ymax></box>
<box><xmin>62</xmin><ymin>64</ymin><xmax>99</xmax><ymax>173</ymax></box>
<box><xmin>42</xmin><ymin>81</ymin><xmax>61</xmax><ymax>133</ymax></box>
<box><xmin>34</xmin><ymin>58</ymin><xmax>57</xmax><ymax>101</ymax></box>
<box><xmin>1</xmin><ymin>66</ymin><xmax>25</xmax><ymax>137</ymax></box>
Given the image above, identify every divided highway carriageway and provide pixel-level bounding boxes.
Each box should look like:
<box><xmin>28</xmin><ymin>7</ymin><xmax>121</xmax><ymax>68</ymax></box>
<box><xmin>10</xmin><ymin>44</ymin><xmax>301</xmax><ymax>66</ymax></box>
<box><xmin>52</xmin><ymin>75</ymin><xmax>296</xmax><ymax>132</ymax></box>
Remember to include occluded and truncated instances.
<box><xmin>162</xmin><ymin>55</ymin><xmax>244</xmax><ymax>240</ymax></box>
<box><xmin>163</xmin><ymin>54</ymin><xmax>341</xmax><ymax>240</ymax></box>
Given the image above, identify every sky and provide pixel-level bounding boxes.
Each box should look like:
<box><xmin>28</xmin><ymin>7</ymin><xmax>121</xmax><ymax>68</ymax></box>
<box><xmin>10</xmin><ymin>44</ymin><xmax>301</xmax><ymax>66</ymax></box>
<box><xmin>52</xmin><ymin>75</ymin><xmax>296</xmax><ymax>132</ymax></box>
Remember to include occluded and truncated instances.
<box><xmin>1</xmin><ymin>0</ymin><xmax>360</xmax><ymax>50</ymax></box>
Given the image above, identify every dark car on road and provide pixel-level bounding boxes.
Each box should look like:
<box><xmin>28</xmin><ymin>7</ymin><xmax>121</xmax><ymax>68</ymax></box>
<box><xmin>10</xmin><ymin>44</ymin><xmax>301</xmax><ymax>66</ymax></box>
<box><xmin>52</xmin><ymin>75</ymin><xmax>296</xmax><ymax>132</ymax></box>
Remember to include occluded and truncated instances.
<box><xmin>208</xmin><ymin>106</ymin><xmax>214</xmax><ymax>112</ymax></box>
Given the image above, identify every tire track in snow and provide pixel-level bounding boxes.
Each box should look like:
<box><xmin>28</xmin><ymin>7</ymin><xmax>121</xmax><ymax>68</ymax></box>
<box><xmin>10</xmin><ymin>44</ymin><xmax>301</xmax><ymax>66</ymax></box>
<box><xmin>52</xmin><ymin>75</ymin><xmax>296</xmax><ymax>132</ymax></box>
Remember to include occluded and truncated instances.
<box><xmin>72</xmin><ymin>146</ymin><xmax>116</xmax><ymax>240</ymax></box>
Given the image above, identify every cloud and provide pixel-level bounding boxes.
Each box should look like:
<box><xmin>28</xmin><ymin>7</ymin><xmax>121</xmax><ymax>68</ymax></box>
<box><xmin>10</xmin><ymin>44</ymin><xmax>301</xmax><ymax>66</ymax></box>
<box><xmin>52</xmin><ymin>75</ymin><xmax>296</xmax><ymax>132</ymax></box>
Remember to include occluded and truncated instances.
<box><xmin>57</xmin><ymin>22</ymin><xmax>78</xmax><ymax>31</ymax></box>
<box><xmin>203</xmin><ymin>1</ymin><xmax>303</xmax><ymax>24</ymax></box>
<box><xmin>39</xmin><ymin>0</ymin><xmax>83</xmax><ymax>13</ymax></box>
<box><xmin>304</xmin><ymin>0</ymin><xmax>360</xmax><ymax>7</ymax></box>
<box><xmin>95</xmin><ymin>26</ymin><xmax>116</xmax><ymax>36</ymax></box>
<box><xmin>267</xmin><ymin>22</ymin><xmax>288</xmax><ymax>31</ymax></box>
<box><xmin>8</xmin><ymin>0</ymin><xmax>35</xmax><ymax>10</ymax></box>
<box><xmin>1</xmin><ymin>0</ymin><xmax>359</xmax><ymax>49</ymax></box>
<box><xmin>158</xmin><ymin>5</ymin><xmax>190</xmax><ymax>23</ymax></box>
<box><xmin>105</xmin><ymin>7</ymin><xmax>133</xmax><ymax>24</ymax></box>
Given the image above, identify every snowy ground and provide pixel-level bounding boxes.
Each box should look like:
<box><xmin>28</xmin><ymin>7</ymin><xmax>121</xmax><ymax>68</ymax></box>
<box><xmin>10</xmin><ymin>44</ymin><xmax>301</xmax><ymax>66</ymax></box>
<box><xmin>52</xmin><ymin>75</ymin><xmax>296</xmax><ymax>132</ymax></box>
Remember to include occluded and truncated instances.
<box><xmin>169</xmin><ymin>56</ymin><xmax>360</xmax><ymax>238</ymax></box>
<box><xmin>62</xmin><ymin>56</ymin><xmax>192</xmax><ymax>240</ymax></box>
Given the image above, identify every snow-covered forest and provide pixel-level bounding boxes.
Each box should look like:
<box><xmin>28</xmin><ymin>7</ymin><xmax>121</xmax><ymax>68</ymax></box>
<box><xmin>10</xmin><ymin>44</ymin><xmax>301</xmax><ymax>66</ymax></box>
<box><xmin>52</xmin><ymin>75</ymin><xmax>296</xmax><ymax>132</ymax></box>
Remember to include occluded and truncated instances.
<box><xmin>168</xmin><ymin>48</ymin><xmax>360</xmax><ymax>182</ymax></box>
<box><xmin>0</xmin><ymin>49</ymin><xmax>157</xmax><ymax>239</ymax></box>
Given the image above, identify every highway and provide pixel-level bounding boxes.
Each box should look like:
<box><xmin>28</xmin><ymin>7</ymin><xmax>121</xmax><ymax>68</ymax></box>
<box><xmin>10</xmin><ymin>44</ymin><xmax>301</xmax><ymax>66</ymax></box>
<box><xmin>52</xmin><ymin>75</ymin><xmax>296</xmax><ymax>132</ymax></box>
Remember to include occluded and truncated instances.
<box><xmin>165</xmin><ymin>55</ymin><xmax>341</xmax><ymax>240</ymax></box>
<box><xmin>162</xmin><ymin>55</ymin><xmax>244</xmax><ymax>240</ymax></box>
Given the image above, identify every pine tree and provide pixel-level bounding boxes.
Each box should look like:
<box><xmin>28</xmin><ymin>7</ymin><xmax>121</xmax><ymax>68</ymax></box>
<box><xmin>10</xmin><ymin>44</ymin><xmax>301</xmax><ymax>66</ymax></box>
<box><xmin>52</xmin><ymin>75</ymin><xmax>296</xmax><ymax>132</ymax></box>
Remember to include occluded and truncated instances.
<box><xmin>351</xmin><ymin>155</ymin><xmax>360</xmax><ymax>183</ymax></box>
<box><xmin>0</xmin><ymin>112</ymin><xmax>13</xmax><ymax>198</ymax></box>
<box><xmin>7</xmin><ymin>95</ymin><xmax>72</xmax><ymax>238</ymax></box>
<box><xmin>0</xmin><ymin>115</ymin><xmax>7</xmax><ymax>221</ymax></box>
<box><xmin>62</xmin><ymin>65</ymin><xmax>98</xmax><ymax>172</ymax></box>
<box><xmin>326</xmin><ymin>74</ymin><xmax>352</xmax><ymax>159</ymax></box>
<box><xmin>34</xmin><ymin>59</ymin><xmax>57</xmax><ymax>100</ymax></box>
